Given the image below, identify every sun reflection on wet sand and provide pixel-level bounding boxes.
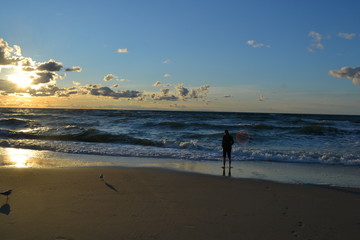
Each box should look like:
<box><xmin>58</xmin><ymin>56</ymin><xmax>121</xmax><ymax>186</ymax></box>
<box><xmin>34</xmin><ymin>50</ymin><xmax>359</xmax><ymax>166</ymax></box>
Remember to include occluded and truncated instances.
<box><xmin>3</xmin><ymin>148</ymin><xmax>36</xmax><ymax>168</ymax></box>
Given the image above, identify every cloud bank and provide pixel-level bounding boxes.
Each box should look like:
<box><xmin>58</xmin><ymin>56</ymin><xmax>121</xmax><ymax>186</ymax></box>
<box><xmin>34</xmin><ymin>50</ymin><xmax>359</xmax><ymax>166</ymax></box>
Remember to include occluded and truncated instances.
<box><xmin>0</xmin><ymin>38</ymin><xmax>211</xmax><ymax>106</ymax></box>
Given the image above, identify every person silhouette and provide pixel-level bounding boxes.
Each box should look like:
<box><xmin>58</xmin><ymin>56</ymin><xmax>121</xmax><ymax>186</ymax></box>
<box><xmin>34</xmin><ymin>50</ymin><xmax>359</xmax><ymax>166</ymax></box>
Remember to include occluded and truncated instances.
<box><xmin>222</xmin><ymin>130</ymin><xmax>234</xmax><ymax>168</ymax></box>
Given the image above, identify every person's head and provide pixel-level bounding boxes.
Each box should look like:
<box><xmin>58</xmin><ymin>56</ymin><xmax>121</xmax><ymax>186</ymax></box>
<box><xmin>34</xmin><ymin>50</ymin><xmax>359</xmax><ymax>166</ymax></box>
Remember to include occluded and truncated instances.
<box><xmin>224</xmin><ymin>130</ymin><xmax>229</xmax><ymax>135</ymax></box>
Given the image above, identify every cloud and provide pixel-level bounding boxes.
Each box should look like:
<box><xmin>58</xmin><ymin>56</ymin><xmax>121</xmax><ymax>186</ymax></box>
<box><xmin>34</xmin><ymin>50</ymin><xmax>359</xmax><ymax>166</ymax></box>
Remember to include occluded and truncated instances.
<box><xmin>151</xmin><ymin>88</ymin><xmax>178</xmax><ymax>101</ymax></box>
<box><xmin>338</xmin><ymin>32</ymin><xmax>357</xmax><ymax>40</ymax></box>
<box><xmin>103</xmin><ymin>74</ymin><xmax>127</xmax><ymax>82</ymax></box>
<box><xmin>103</xmin><ymin>73</ymin><xmax>118</xmax><ymax>81</ymax></box>
<box><xmin>0</xmin><ymin>38</ymin><xmax>23</xmax><ymax>65</ymax></box>
<box><xmin>0</xmin><ymin>38</ymin><xmax>212</xmax><ymax>106</ymax></box>
<box><xmin>0</xmin><ymin>38</ymin><xmax>82</xmax><ymax>94</ymax></box>
<box><xmin>328</xmin><ymin>66</ymin><xmax>360</xmax><ymax>85</ymax></box>
<box><xmin>52</xmin><ymin>84</ymin><xmax>143</xmax><ymax>99</ymax></box>
<box><xmin>0</xmin><ymin>79</ymin><xmax>22</xmax><ymax>93</ymax></box>
<box><xmin>153</xmin><ymin>81</ymin><xmax>171</xmax><ymax>87</ymax></box>
<box><xmin>308</xmin><ymin>31</ymin><xmax>324</xmax><ymax>52</ymax></box>
<box><xmin>66</xmin><ymin>66</ymin><xmax>82</xmax><ymax>72</ymax></box>
<box><xmin>32</xmin><ymin>71</ymin><xmax>60</xmax><ymax>84</ymax></box>
<box><xmin>162</xmin><ymin>59</ymin><xmax>171</xmax><ymax>64</ymax></box>
<box><xmin>246</xmin><ymin>40</ymin><xmax>270</xmax><ymax>48</ymax></box>
<box><xmin>37</xmin><ymin>59</ymin><xmax>63</xmax><ymax>72</ymax></box>
<box><xmin>188</xmin><ymin>84</ymin><xmax>210</xmax><ymax>98</ymax></box>
<box><xmin>117</xmin><ymin>48</ymin><xmax>128</xmax><ymax>53</ymax></box>
<box><xmin>175</xmin><ymin>84</ymin><xmax>190</xmax><ymax>97</ymax></box>
<box><xmin>257</xmin><ymin>94</ymin><xmax>265</xmax><ymax>102</ymax></box>
<box><xmin>151</xmin><ymin>82</ymin><xmax>210</xmax><ymax>101</ymax></box>
<box><xmin>82</xmin><ymin>85</ymin><xmax>142</xmax><ymax>99</ymax></box>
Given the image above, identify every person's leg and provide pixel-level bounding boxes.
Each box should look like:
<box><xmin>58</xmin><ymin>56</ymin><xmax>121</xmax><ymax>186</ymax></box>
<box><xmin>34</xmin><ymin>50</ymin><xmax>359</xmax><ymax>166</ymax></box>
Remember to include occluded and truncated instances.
<box><xmin>222</xmin><ymin>149</ymin><xmax>226</xmax><ymax>168</ymax></box>
<box><xmin>228</xmin><ymin>149</ymin><xmax>232</xmax><ymax>168</ymax></box>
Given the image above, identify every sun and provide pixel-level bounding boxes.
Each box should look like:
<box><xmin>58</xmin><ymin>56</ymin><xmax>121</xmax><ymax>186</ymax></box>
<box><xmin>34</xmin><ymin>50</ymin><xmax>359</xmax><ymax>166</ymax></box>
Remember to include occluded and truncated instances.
<box><xmin>7</xmin><ymin>71</ymin><xmax>33</xmax><ymax>89</ymax></box>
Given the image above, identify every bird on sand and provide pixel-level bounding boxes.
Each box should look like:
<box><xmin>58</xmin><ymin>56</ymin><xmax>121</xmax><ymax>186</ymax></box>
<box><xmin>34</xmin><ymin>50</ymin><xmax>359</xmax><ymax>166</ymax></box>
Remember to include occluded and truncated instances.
<box><xmin>99</xmin><ymin>173</ymin><xmax>104</xmax><ymax>181</ymax></box>
<box><xmin>0</xmin><ymin>190</ymin><xmax>12</xmax><ymax>199</ymax></box>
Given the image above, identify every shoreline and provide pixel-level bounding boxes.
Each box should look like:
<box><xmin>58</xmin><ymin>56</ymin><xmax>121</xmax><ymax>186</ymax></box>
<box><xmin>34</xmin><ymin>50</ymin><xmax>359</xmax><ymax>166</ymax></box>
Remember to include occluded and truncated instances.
<box><xmin>1</xmin><ymin>147</ymin><xmax>360</xmax><ymax>188</ymax></box>
<box><xmin>1</xmin><ymin>167</ymin><xmax>360</xmax><ymax>240</ymax></box>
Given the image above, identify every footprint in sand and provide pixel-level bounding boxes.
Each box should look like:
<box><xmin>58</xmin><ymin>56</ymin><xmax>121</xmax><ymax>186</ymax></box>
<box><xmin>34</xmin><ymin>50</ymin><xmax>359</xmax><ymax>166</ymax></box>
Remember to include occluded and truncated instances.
<box><xmin>291</xmin><ymin>230</ymin><xmax>299</xmax><ymax>238</ymax></box>
<box><xmin>55</xmin><ymin>236</ymin><xmax>74</xmax><ymax>240</ymax></box>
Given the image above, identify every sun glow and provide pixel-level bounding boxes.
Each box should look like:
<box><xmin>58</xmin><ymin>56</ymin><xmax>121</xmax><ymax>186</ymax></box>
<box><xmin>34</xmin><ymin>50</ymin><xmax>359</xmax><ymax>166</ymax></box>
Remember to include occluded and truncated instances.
<box><xmin>7</xmin><ymin>71</ymin><xmax>33</xmax><ymax>89</ymax></box>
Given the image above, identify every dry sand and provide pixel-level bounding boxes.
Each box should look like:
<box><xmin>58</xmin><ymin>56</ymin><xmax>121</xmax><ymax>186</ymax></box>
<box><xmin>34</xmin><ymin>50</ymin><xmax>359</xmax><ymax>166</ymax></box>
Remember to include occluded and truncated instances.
<box><xmin>1</xmin><ymin>167</ymin><xmax>360</xmax><ymax>240</ymax></box>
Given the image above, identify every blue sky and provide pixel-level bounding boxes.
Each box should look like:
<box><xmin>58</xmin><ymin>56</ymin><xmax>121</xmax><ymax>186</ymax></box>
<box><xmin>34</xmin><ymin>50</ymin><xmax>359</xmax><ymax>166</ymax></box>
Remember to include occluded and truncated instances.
<box><xmin>0</xmin><ymin>0</ymin><xmax>359</xmax><ymax>114</ymax></box>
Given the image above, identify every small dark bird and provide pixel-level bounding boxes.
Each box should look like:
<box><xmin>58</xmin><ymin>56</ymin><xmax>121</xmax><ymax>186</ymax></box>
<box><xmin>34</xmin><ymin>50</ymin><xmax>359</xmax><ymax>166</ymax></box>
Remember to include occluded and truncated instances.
<box><xmin>0</xmin><ymin>190</ymin><xmax>12</xmax><ymax>198</ymax></box>
<box><xmin>99</xmin><ymin>173</ymin><xmax>104</xmax><ymax>181</ymax></box>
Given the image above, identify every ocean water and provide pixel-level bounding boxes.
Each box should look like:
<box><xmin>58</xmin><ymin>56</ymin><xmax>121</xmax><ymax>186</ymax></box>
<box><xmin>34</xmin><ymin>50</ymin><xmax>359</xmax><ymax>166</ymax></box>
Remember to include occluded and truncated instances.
<box><xmin>0</xmin><ymin>108</ymin><xmax>360</xmax><ymax>166</ymax></box>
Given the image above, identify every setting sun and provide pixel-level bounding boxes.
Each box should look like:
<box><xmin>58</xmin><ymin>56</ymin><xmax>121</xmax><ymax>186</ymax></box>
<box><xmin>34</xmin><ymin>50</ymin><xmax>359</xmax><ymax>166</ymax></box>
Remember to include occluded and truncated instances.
<box><xmin>7</xmin><ymin>71</ymin><xmax>33</xmax><ymax>89</ymax></box>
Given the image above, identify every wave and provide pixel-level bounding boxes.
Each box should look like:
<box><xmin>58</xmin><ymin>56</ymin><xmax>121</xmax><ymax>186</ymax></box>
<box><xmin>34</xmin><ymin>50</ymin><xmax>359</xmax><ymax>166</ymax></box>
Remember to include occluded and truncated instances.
<box><xmin>0</xmin><ymin>118</ymin><xmax>34</xmax><ymax>129</ymax></box>
<box><xmin>296</xmin><ymin>125</ymin><xmax>341</xmax><ymax>135</ymax></box>
<box><xmin>2</xmin><ymin>128</ymin><xmax>164</xmax><ymax>146</ymax></box>
<box><xmin>1</xmin><ymin>139</ymin><xmax>360</xmax><ymax>166</ymax></box>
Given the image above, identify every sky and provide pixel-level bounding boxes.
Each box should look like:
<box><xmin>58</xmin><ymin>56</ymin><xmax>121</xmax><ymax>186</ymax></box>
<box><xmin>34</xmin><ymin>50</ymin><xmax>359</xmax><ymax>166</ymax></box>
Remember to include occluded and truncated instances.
<box><xmin>0</xmin><ymin>0</ymin><xmax>360</xmax><ymax>114</ymax></box>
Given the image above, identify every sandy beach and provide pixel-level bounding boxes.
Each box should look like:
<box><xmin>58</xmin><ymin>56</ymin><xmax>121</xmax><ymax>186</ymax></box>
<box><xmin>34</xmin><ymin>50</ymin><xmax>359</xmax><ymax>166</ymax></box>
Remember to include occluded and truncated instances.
<box><xmin>1</xmin><ymin>167</ymin><xmax>360</xmax><ymax>240</ymax></box>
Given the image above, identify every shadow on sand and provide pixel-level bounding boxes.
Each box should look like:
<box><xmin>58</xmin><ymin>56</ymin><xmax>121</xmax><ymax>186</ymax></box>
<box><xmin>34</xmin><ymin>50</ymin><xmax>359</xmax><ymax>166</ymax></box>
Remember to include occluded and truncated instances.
<box><xmin>0</xmin><ymin>202</ymin><xmax>11</xmax><ymax>215</ymax></box>
<box><xmin>105</xmin><ymin>182</ymin><xmax>119</xmax><ymax>192</ymax></box>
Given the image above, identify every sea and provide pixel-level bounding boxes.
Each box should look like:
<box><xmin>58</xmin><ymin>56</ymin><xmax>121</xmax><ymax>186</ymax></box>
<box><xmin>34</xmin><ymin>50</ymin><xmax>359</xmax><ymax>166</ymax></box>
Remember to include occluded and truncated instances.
<box><xmin>1</xmin><ymin>108</ymin><xmax>360</xmax><ymax>187</ymax></box>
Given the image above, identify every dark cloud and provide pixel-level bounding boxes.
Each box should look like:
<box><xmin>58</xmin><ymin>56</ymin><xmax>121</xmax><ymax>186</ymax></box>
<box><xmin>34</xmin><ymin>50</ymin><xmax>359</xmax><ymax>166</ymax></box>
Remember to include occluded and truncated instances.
<box><xmin>175</xmin><ymin>85</ymin><xmax>189</xmax><ymax>97</ymax></box>
<box><xmin>28</xmin><ymin>85</ymin><xmax>61</xmax><ymax>97</ymax></box>
<box><xmin>37</xmin><ymin>59</ymin><xmax>63</xmax><ymax>72</ymax></box>
<box><xmin>79</xmin><ymin>85</ymin><xmax>143</xmax><ymax>99</ymax></box>
<box><xmin>151</xmin><ymin>82</ymin><xmax>210</xmax><ymax>101</ymax></box>
<box><xmin>32</xmin><ymin>71</ymin><xmax>59</xmax><ymax>84</ymax></box>
<box><xmin>65</xmin><ymin>66</ymin><xmax>82</xmax><ymax>72</ymax></box>
<box><xmin>0</xmin><ymin>79</ymin><xmax>24</xmax><ymax>93</ymax></box>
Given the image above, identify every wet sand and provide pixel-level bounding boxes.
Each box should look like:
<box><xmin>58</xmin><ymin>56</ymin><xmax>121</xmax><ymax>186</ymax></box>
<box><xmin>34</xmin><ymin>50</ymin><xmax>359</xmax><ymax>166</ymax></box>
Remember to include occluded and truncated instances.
<box><xmin>1</xmin><ymin>167</ymin><xmax>360</xmax><ymax>240</ymax></box>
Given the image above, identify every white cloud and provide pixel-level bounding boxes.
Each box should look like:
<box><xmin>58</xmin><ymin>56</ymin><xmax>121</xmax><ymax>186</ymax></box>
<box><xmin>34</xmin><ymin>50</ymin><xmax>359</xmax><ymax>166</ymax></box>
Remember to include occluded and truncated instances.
<box><xmin>103</xmin><ymin>73</ymin><xmax>118</xmax><ymax>81</ymax></box>
<box><xmin>246</xmin><ymin>40</ymin><xmax>255</xmax><ymax>45</ymax></box>
<box><xmin>338</xmin><ymin>32</ymin><xmax>357</xmax><ymax>40</ymax></box>
<box><xmin>308</xmin><ymin>31</ymin><xmax>324</xmax><ymax>52</ymax></box>
<box><xmin>163</xmin><ymin>73</ymin><xmax>171</xmax><ymax>77</ymax></box>
<box><xmin>117</xmin><ymin>78</ymin><xmax>128</xmax><ymax>82</ymax></box>
<box><xmin>13</xmin><ymin>45</ymin><xmax>21</xmax><ymax>56</ymax></box>
<box><xmin>329</xmin><ymin>66</ymin><xmax>360</xmax><ymax>85</ymax></box>
<box><xmin>162</xmin><ymin>59</ymin><xmax>171</xmax><ymax>64</ymax></box>
<box><xmin>246</xmin><ymin>40</ymin><xmax>270</xmax><ymax>48</ymax></box>
<box><xmin>117</xmin><ymin>48</ymin><xmax>128</xmax><ymax>53</ymax></box>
